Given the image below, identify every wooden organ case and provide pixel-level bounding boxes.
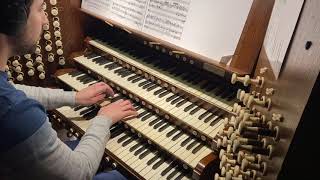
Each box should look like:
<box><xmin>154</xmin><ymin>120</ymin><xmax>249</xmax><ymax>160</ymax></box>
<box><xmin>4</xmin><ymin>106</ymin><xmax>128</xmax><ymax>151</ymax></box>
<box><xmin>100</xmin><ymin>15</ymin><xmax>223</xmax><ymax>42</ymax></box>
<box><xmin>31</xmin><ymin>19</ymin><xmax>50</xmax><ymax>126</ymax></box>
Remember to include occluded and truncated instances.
<box><xmin>42</xmin><ymin>0</ymin><xmax>320</xmax><ymax>180</ymax></box>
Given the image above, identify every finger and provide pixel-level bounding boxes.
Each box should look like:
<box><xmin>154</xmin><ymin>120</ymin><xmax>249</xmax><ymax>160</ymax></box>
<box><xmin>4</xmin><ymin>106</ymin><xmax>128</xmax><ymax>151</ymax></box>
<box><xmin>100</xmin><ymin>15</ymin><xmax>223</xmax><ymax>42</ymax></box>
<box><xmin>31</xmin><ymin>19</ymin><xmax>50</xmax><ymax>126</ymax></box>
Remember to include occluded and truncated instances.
<box><xmin>120</xmin><ymin>100</ymin><xmax>132</xmax><ymax>106</ymax></box>
<box><xmin>95</xmin><ymin>83</ymin><xmax>115</xmax><ymax>97</ymax></box>
<box><xmin>91</xmin><ymin>94</ymin><xmax>106</xmax><ymax>103</ymax></box>
<box><xmin>123</xmin><ymin>110</ymin><xmax>139</xmax><ymax>118</ymax></box>
<box><xmin>114</xmin><ymin>99</ymin><xmax>124</xmax><ymax>104</ymax></box>
<box><xmin>95</xmin><ymin>82</ymin><xmax>106</xmax><ymax>86</ymax></box>
<box><xmin>121</xmin><ymin>104</ymin><xmax>136</xmax><ymax>111</ymax></box>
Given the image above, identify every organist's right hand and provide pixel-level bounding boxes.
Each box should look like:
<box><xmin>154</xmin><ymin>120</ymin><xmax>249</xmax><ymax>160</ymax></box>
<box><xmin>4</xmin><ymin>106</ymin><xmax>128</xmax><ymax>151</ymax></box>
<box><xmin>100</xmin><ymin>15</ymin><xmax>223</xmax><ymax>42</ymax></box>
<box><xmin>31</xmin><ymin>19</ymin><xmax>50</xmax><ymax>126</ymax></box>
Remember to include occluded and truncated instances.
<box><xmin>98</xmin><ymin>99</ymin><xmax>138</xmax><ymax>124</ymax></box>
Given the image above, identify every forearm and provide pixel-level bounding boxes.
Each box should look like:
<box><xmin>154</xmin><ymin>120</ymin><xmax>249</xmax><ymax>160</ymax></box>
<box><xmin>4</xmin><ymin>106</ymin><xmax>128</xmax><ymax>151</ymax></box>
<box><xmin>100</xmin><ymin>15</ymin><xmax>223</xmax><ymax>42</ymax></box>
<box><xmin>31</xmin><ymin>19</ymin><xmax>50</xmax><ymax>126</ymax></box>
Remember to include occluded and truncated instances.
<box><xmin>14</xmin><ymin>84</ymin><xmax>76</xmax><ymax>109</ymax></box>
<box><xmin>0</xmin><ymin>116</ymin><xmax>112</xmax><ymax>180</ymax></box>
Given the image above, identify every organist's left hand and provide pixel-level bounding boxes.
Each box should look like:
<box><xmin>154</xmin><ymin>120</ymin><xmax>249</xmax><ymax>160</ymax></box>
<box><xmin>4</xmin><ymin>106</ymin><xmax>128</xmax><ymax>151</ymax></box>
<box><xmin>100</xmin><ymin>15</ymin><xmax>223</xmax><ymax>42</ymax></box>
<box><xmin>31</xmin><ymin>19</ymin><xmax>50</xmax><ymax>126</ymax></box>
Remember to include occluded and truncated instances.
<box><xmin>75</xmin><ymin>82</ymin><xmax>114</xmax><ymax>105</ymax></box>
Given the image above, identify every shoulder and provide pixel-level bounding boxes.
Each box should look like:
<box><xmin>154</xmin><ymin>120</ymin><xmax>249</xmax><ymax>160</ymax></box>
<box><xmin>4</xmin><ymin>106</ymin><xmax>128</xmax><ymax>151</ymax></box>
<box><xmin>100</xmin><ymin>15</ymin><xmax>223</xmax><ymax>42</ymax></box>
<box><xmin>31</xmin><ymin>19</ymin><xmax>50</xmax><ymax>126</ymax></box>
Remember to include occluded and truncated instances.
<box><xmin>0</xmin><ymin>88</ymin><xmax>47</xmax><ymax>152</ymax></box>
<box><xmin>0</xmin><ymin>85</ymin><xmax>26</xmax><ymax>116</ymax></box>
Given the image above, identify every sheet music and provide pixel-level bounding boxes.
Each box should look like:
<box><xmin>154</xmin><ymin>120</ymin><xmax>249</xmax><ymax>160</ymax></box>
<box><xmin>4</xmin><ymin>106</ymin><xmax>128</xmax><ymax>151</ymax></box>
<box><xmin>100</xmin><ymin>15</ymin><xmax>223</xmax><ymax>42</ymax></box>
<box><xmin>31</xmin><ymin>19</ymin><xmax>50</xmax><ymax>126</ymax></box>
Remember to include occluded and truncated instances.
<box><xmin>81</xmin><ymin>0</ymin><xmax>253</xmax><ymax>63</ymax></box>
<box><xmin>108</xmin><ymin>0</ymin><xmax>149</xmax><ymax>29</ymax></box>
<box><xmin>263</xmin><ymin>0</ymin><xmax>304</xmax><ymax>79</ymax></box>
<box><xmin>143</xmin><ymin>0</ymin><xmax>191</xmax><ymax>40</ymax></box>
<box><xmin>81</xmin><ymin>0</ymin><xmax>112</xmax><ymax>17</ymax></box>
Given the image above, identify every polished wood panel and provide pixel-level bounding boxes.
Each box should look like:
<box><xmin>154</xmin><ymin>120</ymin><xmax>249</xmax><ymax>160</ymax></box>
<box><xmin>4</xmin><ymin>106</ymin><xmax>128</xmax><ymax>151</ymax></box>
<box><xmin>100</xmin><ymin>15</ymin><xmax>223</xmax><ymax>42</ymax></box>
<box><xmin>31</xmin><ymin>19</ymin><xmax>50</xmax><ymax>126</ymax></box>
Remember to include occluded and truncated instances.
<box><xmin>251</xmin><ymin>1</ymin><xmax>320</xmax><ymax>179</ymax></box>
<box><xmin>231</xmin><ymin>0</ymin><xmax>275</xmax><ymax>74</ymax></box>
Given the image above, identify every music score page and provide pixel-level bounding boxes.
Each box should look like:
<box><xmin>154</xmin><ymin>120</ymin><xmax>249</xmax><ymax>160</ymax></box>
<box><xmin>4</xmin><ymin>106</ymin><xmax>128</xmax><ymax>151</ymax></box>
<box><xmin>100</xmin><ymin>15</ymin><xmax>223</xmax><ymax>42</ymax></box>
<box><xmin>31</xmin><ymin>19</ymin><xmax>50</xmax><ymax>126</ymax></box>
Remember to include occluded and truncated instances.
<box><xmin>82</xmin><ymin>0</ymin><xmax>253</xmax><ymax>63</ymax></box>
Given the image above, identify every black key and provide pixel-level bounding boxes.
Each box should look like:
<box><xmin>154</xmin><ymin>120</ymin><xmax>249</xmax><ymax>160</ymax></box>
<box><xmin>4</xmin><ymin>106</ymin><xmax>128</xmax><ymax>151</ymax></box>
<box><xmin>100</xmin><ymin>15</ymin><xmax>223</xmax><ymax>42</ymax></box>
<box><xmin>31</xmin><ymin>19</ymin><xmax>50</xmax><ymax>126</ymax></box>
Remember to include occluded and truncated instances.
<box><xmin>185</xmin><ymin>74</ymin><xmax>198</xmax><ymax>83</ymax></box>
<box><xmin>175</xmin><ymin>173</ymin><xmax>185</xmax><ymax>180</ymax></box>
<box><xmin>190</xmin><ymin>76</ymin><xmax>203</xmax><ymax>85</ymax></box>
<box><xmin>192</xmin><ymin>144</ymin><xmax>204</xmax><ymax>154</ymax></box>
<box><xmin>139</xmin><ymin>149</ymin><xmax>151</xmax><ymax>160</ymax></box>
<box><xmin>83</xmin><ymin>107</ymin><xmax>100</xmax><ymax>120</ymax></box>
<box><xmin>138</xmin><ymin>80</ymin><xmax>150</xmax><ymax>87</ymax></box>
<box><xmin>181</xmin><ymin>73</ymin><xmax>193</xmax><ymax>80</ymax></box>
<box><xmin>114</xmin><ymin>67</ymin><xmax>126</xmax><ymax>74</ymax></box>
<box><xmin>176</xmin><ymin>99</ymin><xmax>188</xmax><ymax>108</ymax></box>
<box><xmin>171</xmin><ymin>97</ymin><xmax>183</xmax><ymax>105</ymax></box>
<box><xmin>166</xmin><ymin>128</ymin><xmax>178</xmax><ymax>137</ymax></box>
<box><xmin>76</xmin><ymin>74</ymin><xmax>87</xmax><ymax>81</ymax></box>
<box><xmin>147</xmin><ymin>155</ymin><xmax>159</xmax><ymax>165</ymax></box>
<box><xmin>83</xmin><ymin>78</ymin><xmax>95</xmax><ymax>84</ymax></box>
<box><xmin>81</xmin><ymin>77</ymin><xmax>93</xmax><ymax>83</ymax></box>
<box><xmin>220</xmin><ymin>89</ymin><xmax>231</xmax><ymax>98</ymax></box>
<box><xmin>128</xmin><ymin>74</ymin><xmax>140</xmax><ymax>81</ymax></box>
<box><xmin>216</xmin><ymin>111</ymin><xmax>226</xmax><ymax>118</ymax></box>
<box><xmin>110</xmin><ymin>127</ymin><xmax>124</xmax><ymax>138</ymax></box>
<box><xmin>214</xmin><ymin>86</ymin><xmax>225</xmax><ymax>96</ymax></box>
<box><xmin>112</xmin><ymin>95</ymin><xmax>124</xmax><ymax>102</ymax></box>
<box><xmin>154</xmin><ymin>88</ymin><xmax>166</xmax><ymax>95</ymax></box>
<box><xmin>199</xmin><ymin>111</ymin><xmax>211</xmax><ymax>120</ymax></box>
<box><xmin>109</xmin><ymin>64</ymin><xmax>121</xmax><ymax>70</ymax></box>
<box><xmin>161</xmin><ymin>162</ymin><xmax>176</xmax><ymax>176</ymax></box>
<box><xmin>158</xmin><ymin>123</ymin><xmax>170</xmax><ymax>132</ymax></box>
<box><xmin>204</xmin><ymin>114</ymin><xmax>216</xmax><ymax>123</ymax></box>
<box><xmin>171</xmin><ymin>131</ymin><xmax>183</xmax><ymax>141</ymax></box>
<box><xmin>118</xmin><ymin>70</ymin><xmax>131</xmax><ymax>76</ymax></box>
<box><xmin>200</xmin><ymin>81</ymin><xmax>210</xmax><ymax>89</ymax></box>
<box><xmin>159</xmin><ymin>91</ymin><xmax>170</xmax><ymax>98</ymax></box>
<box><xmin>146</xmin><ymin>84</ymin><xmax>159</xmax><ymax>91</ymax></box>
<box><xmin>184</xmin><ymin>103</ymin><xmax>196</xmax><ymax>112</ymax></box>
<box><xmin>142</xmin><ymin>82</ymin><xmax>155</xmax><ymax>89</ymax></box>
<box><xmin>134</xmin><ymin>146</ymin><xmax>146</xmax><ymax>156</ymax></box>
<box><xmin>186</xmin><ymin>140</ymin><xmax>198</xmax><ymax>150</ymax></box>
<box><xmin>166</xmin><ymin>94</ymin><xmax>178</xmax><ymax>102</ymax></box>
<box><xmin>189</xmin><ymin>106</ymin><xmax>201</xmax><ymax>115</ymax></box>
<box><xmin>141</xmin><ymin>113</ymin><xmax>154</xmax><ymax>121</ymax></box>
<box><xmin>210</xmin><ymin>118</ymin><xmax>220</xmax><ymax>126</ymax></box>
<box><xmin>137</xmin><ymin>110</ymin><xmax>149</xmax><ymax>118</ymax></box>
<box><xmin>149</xmin><ymin>118</ymin><xmax>161</xmax><ymax>126</ymax></box>
<box><xmin>132</xmin><ymin>76</ymin><xmax>144</xmax><ymax>83</ymax></box>
<box><xmin>153</xmin><ymin>120</ymin><xmax>166</xmax><ymax>129</ymax></box>
<box><xmin>167</xmin><ymin>168</ymin><xmax>180</xmax><ymax>179</ymax></box>
<box><xmin>205</xmin><ymin>83</ymin><xmax>218</xmax><ymax>92</ymax></box>
<box><xmin>69</xmin><ymin>71</ymin><xmax>82</xmax><ymax>77</ymax></box>
<box><xmin>121</xmin><ymin>71</ymin><xmax>134</xmax><ymax>77</ymax></box>
<box><xmin>181</xmin><ymin>137</ymin><xmax>192</xmax><ymax>147</ymax></box>
<box><xmin>133</xmin><ymin>105</ymin><xmax>142</xmax><ymax>111</ymax></box>
<box><xmin>117</xmin><ymin>134</ymin><xmax>130</xmax><ymax>143</ymax></box>
<box><xmin>86</xmin><ymin>53</ymin><xmax>98</xmax><ymax>59</ymax></box>
<box><xmin>152</xmin><ymin>158</ymin><xmax>165</xmax><ymax>170</ymax></box>
<box><xmin>129</xmin><ymin>143</ymin><xmax>141</xmax><ymax>152</ymax></box>
<box><xmin>104</xmin><ymin>62</ymin><xmax>116</xmax><ymax>69</ymax></box>
<box><xmin>79</xmin><ymin>106</ymin><xmax>96</xmax><ymax>115</ymax></box>
<box><xmin>74</xmin><ymin>105</ymin><xmax>85</xmax><ymax>111</ymax></box>
<box><xmin>122</xmin><ymin>137</ymin><xmax>134</xmax><ymax>147</ymax></box>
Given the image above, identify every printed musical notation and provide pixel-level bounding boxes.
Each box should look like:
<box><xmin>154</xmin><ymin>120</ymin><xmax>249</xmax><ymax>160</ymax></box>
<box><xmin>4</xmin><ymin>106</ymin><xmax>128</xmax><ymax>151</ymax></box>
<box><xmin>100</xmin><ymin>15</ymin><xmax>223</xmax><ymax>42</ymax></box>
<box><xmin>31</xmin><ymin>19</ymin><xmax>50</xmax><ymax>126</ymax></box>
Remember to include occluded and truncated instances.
<box><xmin>143</xmin><ymin>0</ymin><xmax>190</xmax><ymax>40</ymax></box>
<box><xmin>82</xmin><ymin>0</ymin><xmax>253</xmax><ymax>63</ymax></box>
<box><xmin>83</xmin><ymin>0</ymin><xmax>190</xmax><ymax>39</ymax></box>
<box><xmin>109</xmin><ymin>0</ymin><xmax>148</xmax><ymax>28</ymax></box>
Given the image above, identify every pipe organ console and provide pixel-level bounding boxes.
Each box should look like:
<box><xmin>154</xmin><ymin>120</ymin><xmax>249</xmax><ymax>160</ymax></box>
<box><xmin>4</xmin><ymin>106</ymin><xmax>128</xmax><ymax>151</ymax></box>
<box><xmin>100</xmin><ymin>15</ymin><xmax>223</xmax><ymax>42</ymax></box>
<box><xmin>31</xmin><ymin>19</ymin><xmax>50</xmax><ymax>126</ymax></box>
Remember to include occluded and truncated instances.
<box><xmin>6</xmin><ymin>0</ymin><xmax>318</xmax><ymax>179</ymax></box>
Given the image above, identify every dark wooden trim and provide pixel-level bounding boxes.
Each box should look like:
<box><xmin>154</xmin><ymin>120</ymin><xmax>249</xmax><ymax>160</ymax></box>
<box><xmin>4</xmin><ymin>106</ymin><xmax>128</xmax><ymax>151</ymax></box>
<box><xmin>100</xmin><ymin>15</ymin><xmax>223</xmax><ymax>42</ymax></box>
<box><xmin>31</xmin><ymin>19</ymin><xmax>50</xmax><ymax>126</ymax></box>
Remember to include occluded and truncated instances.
<box><xmin>231</xmin><ymin>0</ymin><xmax>275</xmax><ymax>74</ymax></box>
<box><xmin>193</xmin><ymin>153</ymin><xmax>220</xmax><ymax>180</ymax></box>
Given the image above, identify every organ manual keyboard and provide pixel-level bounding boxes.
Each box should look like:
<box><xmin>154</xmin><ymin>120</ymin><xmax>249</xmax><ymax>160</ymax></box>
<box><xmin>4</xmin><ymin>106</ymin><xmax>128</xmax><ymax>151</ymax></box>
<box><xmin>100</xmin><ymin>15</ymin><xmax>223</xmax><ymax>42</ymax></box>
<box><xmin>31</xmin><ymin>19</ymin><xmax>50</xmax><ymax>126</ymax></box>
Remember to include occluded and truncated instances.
<box><xmin>49</xmin><ymin>0</ymin><xmax>275</xmax><ymax>179</ymax></box>
<box><xmin>48</xmin><ymin>0</ymin><xmax>320</xmax><ymax>179</ymax></box>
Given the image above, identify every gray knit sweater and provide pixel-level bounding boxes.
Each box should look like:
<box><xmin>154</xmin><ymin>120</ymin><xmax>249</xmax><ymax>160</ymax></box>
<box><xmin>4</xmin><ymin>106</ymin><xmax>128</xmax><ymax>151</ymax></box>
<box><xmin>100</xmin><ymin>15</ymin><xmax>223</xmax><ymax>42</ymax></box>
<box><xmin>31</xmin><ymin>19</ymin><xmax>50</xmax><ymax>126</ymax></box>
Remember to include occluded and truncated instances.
<box><xmin>0</xmin><ymin>84</ymin><xmax>112</xmax><ymax>180</ymax></box>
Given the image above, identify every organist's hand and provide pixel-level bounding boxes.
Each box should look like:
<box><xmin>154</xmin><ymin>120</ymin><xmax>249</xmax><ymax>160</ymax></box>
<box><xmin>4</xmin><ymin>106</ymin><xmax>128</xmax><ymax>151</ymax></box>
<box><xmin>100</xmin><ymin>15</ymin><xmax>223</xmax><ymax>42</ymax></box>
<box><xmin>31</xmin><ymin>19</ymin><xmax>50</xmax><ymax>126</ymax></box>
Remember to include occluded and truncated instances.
<box><xmin>75</xmin><ymin>82</ymin><xmax>114</xmax><ymax>105</ymax></box>
<box><xmin>98</xmin><ymin>99</ymin><xmax>138</xmax><ymax>124</ymax></box>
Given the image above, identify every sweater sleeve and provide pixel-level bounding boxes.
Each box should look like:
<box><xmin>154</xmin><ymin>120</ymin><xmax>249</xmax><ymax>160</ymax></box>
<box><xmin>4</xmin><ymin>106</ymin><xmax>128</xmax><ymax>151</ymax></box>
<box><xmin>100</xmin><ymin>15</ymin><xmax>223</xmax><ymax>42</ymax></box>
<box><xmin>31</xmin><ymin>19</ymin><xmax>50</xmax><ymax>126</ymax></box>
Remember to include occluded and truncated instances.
<box><xmin>13</xmin><ymin>84</ymin><xmax>76</xmax><ymax>110</ymax></box>
<box><xmin>0</xmin><ymin>101</ymin><xmax>112</xmax><ymax>180</ymax></box>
